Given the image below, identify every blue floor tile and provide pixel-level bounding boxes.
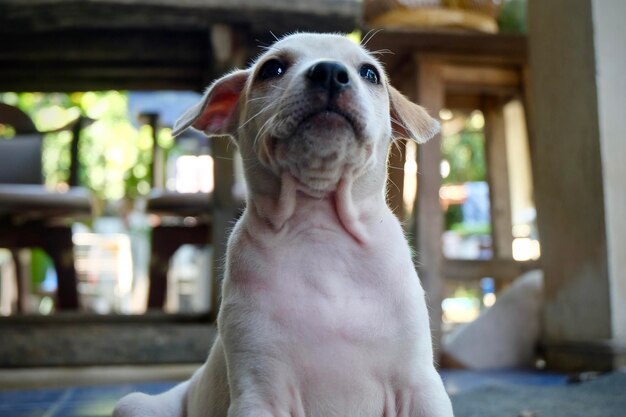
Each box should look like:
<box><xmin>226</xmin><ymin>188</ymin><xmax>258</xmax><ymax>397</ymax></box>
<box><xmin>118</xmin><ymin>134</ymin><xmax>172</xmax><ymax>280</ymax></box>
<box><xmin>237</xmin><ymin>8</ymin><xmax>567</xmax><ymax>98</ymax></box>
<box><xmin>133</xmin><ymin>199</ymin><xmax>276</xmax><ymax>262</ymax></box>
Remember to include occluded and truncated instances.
<box><xmin>0</xmin><ymin>371</ymin><xmax>568</xmax><ymax>416</ymax></box>
<box><xmin>441</xmin><ymin>369</ymin><xmax>568</xmax><ymax>396</ymax></box>
<box><xmin>0</xmin><ymin>404</ymin><xmax>50</xmax><ymax>417</ymax></box>
<box><xmin>0</xmin><ymin>381</ymin><xmax>179</xmax><ymax>417</ymax></box>
<box><xmin>0</xmin><ymin>387</ymin><xmax>67</xmax><ymax>404</ymax></box>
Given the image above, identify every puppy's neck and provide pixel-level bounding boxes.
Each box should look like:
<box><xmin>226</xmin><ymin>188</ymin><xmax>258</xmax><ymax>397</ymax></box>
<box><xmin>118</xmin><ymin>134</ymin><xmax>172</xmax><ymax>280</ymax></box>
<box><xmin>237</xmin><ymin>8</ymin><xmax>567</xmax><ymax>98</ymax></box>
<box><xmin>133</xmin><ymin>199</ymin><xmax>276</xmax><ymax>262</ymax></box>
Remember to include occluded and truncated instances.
<box><xmin>246</xmin><ymin>171</ymin><xmax>384</xmax><ymax>245</ymax></box>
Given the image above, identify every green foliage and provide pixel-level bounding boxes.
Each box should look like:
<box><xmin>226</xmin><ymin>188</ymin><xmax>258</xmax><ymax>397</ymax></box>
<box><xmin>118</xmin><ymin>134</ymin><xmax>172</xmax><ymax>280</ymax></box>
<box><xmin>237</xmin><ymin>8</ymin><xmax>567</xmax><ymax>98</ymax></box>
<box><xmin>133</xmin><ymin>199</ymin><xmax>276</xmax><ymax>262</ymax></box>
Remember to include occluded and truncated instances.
<box><xmin>441</xmin><ymin>111</ymin><xmax>487</xmax><ymax>185</ymax></box>
<box><xmin>450</xmin><ymin>222</ymin><xmax>491</xmax><ymax>237</ymax></box>
<box><xmin>0</xmin><ymin>91</ymin><xmax>173</xmax><ymax>202</ymax></box>
<box><xmin>30</xmin><ymin>248</ymin><xmax>52</xmax><ymax>287</ymax></box>
<box><xmin>499</xmin><ymin>0</ymin><xmax>527</xmax><ymax>33</ymax></box>
<box><xmin>445</xmin><ymin>204</ymin><xmax>464</xmax><ymax>230</ymax></box>
<box><xmin>452</xmin><ymin>285</ymin><xmax>481</xmax><ymax>300</ymax></box>
<box><xmin>441</xmin><ymin>111</ymin><xmax>490</xmax><ymax>235</ymax></box>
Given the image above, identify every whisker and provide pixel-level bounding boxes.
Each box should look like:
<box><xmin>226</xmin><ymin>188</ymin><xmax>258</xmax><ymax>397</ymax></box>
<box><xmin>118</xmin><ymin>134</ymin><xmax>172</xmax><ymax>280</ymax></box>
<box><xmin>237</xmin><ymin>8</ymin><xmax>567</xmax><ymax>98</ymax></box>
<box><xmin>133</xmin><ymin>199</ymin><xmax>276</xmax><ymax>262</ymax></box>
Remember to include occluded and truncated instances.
<box><xmin>213</xmin><ymin>156</ymin><xmax>235</xmax><ymax>161</ymax></box>
<box><xmin>238</xmin><ymin>101</ymin><xmax>275</xmax><ymax>130</ymax></box>
<box><xmin>390</xmin><ymin>116</ymin><xmax>408</xmax><ymax>127</ymax></box>
<box><xmin>360</xmin><ymin>28</ymin><xmax>378</xmax><ymax>46</ymax></box>
<box><xmin>259</xmin><ymin>45</ymin><xmax>280</xmax><ymax>53</ymax></box>
<box><xmin>256</xmin><ymin>39</ymin><xmax>271</xmax><ymax>49</ymax></box>
<box><xmin>369</xmin><ymin>49</ymin><xmax>394</xmax><ymax>56</ymax></box>
<box><xmin>253</xmin><ymin>114</ymin><xmax>276</xmax><ymax>147</ymax></box>
<box><xmin>245</xmin><ymin>96</ymin><xmax>272</xmax><ymax>103</ymax></box>
<box><xmin>392</xmin><ymin>137</ymin><xmax>406</xmax><ymax>154</ymax></box>
<box><xmin>361</xmin><ymin>28</ymin><xmax>384</xmax><ymax>48</ymax></box>
<box><xmin>386</xmin><ymin>176</ymin><xmax>402</xmax><ymax>195</ymax></box>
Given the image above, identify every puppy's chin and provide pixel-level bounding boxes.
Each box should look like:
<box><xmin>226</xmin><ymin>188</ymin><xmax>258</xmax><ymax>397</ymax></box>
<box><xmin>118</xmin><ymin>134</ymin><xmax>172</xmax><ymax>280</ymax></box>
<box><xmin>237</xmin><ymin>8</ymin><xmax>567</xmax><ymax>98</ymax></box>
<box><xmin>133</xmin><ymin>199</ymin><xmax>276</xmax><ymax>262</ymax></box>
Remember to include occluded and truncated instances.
<box><xmin>290</xmin><ymin>167</ymin><xmax>343</xmax><ymax>197</ymax></box>
<box><xmin>271</xmin><ymin>113</ymin><xmax>363</xmax><ymax>196</ymax></box>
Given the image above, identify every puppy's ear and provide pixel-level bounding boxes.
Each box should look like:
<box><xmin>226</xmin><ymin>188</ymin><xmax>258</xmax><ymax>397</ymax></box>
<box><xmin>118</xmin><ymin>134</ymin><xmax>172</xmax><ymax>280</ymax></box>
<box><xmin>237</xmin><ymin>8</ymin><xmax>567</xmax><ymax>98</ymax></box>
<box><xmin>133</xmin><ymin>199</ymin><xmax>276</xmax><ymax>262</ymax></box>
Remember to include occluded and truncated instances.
<box><xmin>389</xmin><ymin>85</ymin><xmax>440</xmax><ymax>143</ymax></box>
<box><xmin>173</xmin><ymin>69</ymin><xmax>250</xmax><ymax>137</ymax></box>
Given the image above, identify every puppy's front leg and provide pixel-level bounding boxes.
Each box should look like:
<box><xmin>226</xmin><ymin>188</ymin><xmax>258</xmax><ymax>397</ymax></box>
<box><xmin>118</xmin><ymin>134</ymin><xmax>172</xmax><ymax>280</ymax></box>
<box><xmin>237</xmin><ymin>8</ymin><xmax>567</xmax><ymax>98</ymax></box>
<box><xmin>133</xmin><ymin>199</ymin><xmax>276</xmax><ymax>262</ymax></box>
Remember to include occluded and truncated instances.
<box><xmin>224</xmin><ymin>347</ymin><xmax>300</xmax><ymax>417</ymax></box>
<box><xmin>221</xmin><ymin>312</ymin><xmax>301</xmax><ymax>417</ymax></box>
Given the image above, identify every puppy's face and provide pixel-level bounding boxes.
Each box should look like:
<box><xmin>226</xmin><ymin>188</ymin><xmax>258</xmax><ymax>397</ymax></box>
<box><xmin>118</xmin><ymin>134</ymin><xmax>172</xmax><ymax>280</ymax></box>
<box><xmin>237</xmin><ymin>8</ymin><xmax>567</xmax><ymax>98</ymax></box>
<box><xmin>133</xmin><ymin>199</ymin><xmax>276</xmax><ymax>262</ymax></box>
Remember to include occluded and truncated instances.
<box><xmin>244</xmin><ymin>34</ymin><xmax>389</xmax><ymax>196</ymax></box>
<box><xmin>174</xmin><ymin>33</ymin><xmax>439</xmax><ymax>198</ymax></box>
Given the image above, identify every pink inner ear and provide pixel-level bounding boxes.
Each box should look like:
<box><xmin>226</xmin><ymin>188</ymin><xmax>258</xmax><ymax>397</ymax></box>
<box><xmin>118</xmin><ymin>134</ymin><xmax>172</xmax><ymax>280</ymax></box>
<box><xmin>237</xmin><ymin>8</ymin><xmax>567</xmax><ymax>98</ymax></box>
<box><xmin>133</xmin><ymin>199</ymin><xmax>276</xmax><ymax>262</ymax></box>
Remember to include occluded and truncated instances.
<box><xmin>192</xmin><ymin>92</ymin><xmax>240</xmax><ymax>133</ymax></box>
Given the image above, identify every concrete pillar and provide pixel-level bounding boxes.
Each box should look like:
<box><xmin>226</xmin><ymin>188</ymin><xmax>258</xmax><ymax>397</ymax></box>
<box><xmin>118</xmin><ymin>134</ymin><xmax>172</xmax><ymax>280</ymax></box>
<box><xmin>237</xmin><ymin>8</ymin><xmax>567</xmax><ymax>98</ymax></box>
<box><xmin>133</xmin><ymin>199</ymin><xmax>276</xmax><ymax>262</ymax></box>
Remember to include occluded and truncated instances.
<box><xmin>528</xmin><ymin>0</ymin><xmax>626</xmax><ymax>370</ymax></box>
<box><xmin>592</xmin><ymin>0</ymin><xmax>626</xmax><ymax>347</ymax></box>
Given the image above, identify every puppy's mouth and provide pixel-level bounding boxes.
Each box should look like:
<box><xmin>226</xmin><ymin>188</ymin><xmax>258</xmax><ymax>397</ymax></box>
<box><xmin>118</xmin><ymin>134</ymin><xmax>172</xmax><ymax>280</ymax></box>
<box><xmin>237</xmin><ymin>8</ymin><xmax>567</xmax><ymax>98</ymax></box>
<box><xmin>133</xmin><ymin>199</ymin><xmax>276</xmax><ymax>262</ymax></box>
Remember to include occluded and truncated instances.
<box><xmin>271</xmin><ymin>99</ymin><xmax>365</xmax><ymax>143</ymax></box>
<box><xmin>297</xmin><ymin>108</ymin><xmax>357</xmax><ymax>135</ymax></box>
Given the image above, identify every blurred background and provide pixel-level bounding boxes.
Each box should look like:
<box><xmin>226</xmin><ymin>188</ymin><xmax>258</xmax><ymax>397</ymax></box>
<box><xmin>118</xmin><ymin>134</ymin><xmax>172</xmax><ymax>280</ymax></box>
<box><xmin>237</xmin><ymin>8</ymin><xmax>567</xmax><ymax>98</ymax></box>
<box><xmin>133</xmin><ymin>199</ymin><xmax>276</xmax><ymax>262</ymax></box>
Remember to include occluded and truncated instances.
<box><xmin>0</xmin><ymin>1</ymin><xmax>624</xmax><ymax>415</ymax></box>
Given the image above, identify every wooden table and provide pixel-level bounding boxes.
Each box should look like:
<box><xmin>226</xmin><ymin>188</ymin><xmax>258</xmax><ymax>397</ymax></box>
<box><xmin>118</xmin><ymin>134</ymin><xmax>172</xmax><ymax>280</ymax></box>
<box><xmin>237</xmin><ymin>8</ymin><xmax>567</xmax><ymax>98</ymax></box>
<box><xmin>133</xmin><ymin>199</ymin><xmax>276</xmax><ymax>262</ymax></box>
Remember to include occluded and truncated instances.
<box><xmin>367</xmin><ymin>29</ymin><xmax>535</xmax><ymax>355</ymax></box>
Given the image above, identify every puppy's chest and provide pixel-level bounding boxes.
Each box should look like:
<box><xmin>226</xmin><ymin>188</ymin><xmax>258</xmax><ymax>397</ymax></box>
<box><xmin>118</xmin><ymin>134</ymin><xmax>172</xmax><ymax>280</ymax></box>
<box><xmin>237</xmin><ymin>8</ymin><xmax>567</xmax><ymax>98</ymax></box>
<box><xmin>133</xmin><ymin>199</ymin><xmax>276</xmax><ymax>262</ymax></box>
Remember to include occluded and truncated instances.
<box><xmin>229</xmin><ymin>229</ymin><xmax>421</xmax><ymax>348</ymax></box>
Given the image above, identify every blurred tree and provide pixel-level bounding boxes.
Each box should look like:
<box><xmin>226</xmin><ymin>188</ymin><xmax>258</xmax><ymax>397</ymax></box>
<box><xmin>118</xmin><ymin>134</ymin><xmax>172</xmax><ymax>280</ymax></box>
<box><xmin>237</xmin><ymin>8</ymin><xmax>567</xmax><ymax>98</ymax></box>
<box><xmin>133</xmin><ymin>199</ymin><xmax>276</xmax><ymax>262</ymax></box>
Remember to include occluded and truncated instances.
<box><xmin>441</xmin><ymin>111</ymin><xmax>487</xmax><ymax>185</ymax></box>
<box><xmin>441</xmin><ymin>111</ymin><xmax>489</xmax><ymax>233</ymax></box>
<box><xmin>0</xmin><ymin>91</ymin><xmax>173</xmax><ymax>204</ymax></box>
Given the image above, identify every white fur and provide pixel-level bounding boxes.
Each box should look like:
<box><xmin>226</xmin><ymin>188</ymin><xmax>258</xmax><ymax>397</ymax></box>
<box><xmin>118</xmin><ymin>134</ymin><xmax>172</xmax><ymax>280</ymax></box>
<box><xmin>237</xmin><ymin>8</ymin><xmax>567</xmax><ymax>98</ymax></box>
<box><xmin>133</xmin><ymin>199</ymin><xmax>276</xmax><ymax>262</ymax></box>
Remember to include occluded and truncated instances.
<box><xmin>114</xmin><ymin>33</ymin><xmax>453</xmax><ymax>417</ymax></box>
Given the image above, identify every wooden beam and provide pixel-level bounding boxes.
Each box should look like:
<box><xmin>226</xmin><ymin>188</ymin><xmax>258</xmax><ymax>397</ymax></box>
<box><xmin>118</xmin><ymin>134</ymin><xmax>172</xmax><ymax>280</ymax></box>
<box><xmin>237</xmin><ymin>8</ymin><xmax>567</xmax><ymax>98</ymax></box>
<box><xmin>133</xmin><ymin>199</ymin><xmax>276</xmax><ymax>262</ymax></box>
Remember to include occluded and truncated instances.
<box><xmin>442</xmin><ymin>64</ymin><xmax>521</xmax><ymax>91</ymax></box>
<box><xmin>366</xmin><ymin>30</ymin><xmax>528</xmax><ymax>66</ymax></box>
<box><xmin>445</xmin><ymin>93</ymin><xmax>483</xmax><ymax>111</ymax></box>
<box><xmin>0</xmin><ymin>65</ymin><xmax>206</xmax><ymax>92</ymax></box>
<box><xmin>443</xmin><ymin>259</ymin><xmax>540</xmax><ymax>283</ymax></box>
<box><xmin>0</xmin><ymin>30</ymin><xmax>206</xmax><ymax>63</ymax></box>
<box><xmin>0</xmin><ymin>0</ymin><xmax>358</xmax><ymax>91</ymax></box>
<box><xmin>0</xmin><ymin>313</ymin><xmax>215</xmax><ymax>367</ymax></box>
<box><xmin>0</xmin><ymin>365</ymin><xmax>198</xmax><ymax>390</ymax></box>
<box><xmin>0</xmin><ymin>0</ymin><xmax>359</xmax><ymax>34</ymax></box>
<box><xmin>0</xmin><ymin>29</ymin><xmax>213</xmax><ymax>91</ymax></box>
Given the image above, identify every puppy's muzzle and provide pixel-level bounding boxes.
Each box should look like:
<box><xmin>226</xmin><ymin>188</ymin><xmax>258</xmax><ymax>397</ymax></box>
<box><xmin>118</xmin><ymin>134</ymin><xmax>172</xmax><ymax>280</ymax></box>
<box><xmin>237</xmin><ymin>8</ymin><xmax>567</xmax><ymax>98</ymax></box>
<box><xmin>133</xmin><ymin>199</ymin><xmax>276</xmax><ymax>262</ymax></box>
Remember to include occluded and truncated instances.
<box><xmin>307</xmin><ymin>61</ymin><xmax>351</xmax><ymax>96</ymax></box>
<box><xmin>268</xmin><ymin>60</ymin><xmax>372</xmax><ymax>196</ymax></box>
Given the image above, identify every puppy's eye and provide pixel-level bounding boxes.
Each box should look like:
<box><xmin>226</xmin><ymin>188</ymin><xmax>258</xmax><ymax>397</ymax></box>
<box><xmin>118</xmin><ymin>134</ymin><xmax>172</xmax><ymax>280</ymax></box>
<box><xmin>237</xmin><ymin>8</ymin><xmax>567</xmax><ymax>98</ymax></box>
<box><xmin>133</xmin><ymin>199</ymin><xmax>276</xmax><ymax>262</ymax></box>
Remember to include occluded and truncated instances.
<box><xmin>359</xmin><ymin>64</ymin><xmax>380</xmax><ymax>85</ymax></box>
<box><xmin>258</xmin><ymin>59</ymin><xmax>287</xmax><ymax>81</ymax></box>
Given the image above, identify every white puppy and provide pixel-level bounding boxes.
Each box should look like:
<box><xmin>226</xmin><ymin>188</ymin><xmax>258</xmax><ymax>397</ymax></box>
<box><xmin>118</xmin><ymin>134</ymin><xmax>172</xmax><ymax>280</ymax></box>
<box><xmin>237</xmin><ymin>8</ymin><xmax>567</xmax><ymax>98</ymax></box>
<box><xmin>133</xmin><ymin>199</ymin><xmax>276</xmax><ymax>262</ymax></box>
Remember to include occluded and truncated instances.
<box><xmin>114</xmin><ymin>33</ymin><xmax>454</xmax><ymax>417</ymax></box>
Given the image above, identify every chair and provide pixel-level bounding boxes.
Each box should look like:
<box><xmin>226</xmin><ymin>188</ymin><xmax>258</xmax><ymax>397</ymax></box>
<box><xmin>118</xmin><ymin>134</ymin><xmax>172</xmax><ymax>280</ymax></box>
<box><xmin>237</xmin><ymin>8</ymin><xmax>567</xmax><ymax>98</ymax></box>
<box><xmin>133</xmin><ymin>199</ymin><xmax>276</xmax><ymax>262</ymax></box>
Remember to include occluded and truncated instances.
<box><xmin>140</xmin><ymin>113</ymin><xmax>213</xmax><ymax>310</ymax></box>
<box><xmin>0</xmin><ymin>103</ymin><xmax>92</xmax><ymax>311</ymax></box>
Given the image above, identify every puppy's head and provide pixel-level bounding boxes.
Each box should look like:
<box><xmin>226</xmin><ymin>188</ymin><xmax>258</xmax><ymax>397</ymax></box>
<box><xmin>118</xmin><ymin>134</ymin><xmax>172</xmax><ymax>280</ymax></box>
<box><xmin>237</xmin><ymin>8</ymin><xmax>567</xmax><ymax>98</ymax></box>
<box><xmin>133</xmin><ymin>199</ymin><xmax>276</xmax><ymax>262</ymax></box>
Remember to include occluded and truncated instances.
<box><xmin>174</xmin><ymin>33</ymin><xmax>438</xmax><ymax>198</ymax></box>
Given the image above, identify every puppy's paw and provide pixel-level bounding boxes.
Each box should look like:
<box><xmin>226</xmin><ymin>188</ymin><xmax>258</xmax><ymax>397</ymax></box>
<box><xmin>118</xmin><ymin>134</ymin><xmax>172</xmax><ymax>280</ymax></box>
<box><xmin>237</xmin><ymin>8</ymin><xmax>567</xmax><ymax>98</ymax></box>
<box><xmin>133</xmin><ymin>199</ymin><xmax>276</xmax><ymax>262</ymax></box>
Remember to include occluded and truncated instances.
<box><xmin>227</xmin><ymin>400</ymin><xmax>290</xmax><ymax>417</ymax></box>
<box><xmin>113</xmin><ymin>392</ymin><xmax>168</xmax><ymax>417</ymax></box>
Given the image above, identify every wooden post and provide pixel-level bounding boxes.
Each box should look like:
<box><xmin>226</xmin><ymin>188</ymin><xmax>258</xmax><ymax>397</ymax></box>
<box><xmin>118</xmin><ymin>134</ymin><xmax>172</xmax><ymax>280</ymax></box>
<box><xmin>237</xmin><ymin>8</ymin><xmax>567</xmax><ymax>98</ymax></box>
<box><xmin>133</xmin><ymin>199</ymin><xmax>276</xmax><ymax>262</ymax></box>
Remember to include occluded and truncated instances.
<box><xmin>68</xmin><ymin>117</ymin><xmax>83</xmax><ymax>187</ymax></box>
<box><xmin>387</xmin><ymin>140</ymin><xmax>407</xmax><ymax>221</ymax></box>
<box><xmin>141</xmin><ymin>113</ymin><xmax>163</xmax><ymax>189</ymax></box>
<box><xmin>413</xmin><ymin>57</ymin><xmax>445</xmax><ymax>359</ymax></box>
<box><xmin>483</xmin><ymin>96</ymin><xmax>514</xmax><ymax>260</ymax></box>
<box><xmin>387</xmin><ymin>61</ymin><xmax>418</xmax><ymax>222</ymax></box>
<box><xmin>209</xmin><ymin>137</ymin><xmax>237</xmax><ymax>321</ymax></box>
<box><xmin>10</xmin><ymin>250</ymin><xmax>27</xmax><ymax>313</ymax></box>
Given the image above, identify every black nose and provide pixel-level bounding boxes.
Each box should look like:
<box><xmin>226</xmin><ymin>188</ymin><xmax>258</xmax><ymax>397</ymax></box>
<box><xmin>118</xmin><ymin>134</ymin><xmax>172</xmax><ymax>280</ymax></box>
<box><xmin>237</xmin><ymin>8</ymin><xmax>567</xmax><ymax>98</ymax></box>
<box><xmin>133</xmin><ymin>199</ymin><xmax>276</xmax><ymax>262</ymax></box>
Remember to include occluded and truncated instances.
<box><xmin>307</xmin><ymin>61</ymin><xmax>351</xmax><ymax>94</ymax></box>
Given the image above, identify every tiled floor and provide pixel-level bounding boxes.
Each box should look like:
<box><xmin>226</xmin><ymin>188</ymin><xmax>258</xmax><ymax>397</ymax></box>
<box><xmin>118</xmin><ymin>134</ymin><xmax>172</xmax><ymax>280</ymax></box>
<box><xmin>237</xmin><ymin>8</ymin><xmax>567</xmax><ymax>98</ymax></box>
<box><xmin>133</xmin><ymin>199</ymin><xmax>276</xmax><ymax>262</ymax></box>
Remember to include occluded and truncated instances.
<box><xmin>442</xmin><ymin>368</ymin><xmax>568</xmax><ymax>395</ymax></box>
<box><xmin>0</xmin><ymin>381</ymin><xmax>175</xmax><ymax>417</ymax></box>
<box><xmin>0</xmin><ymin>369</ymin><xmax>568</xmax><ymax>417</ymax></box>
